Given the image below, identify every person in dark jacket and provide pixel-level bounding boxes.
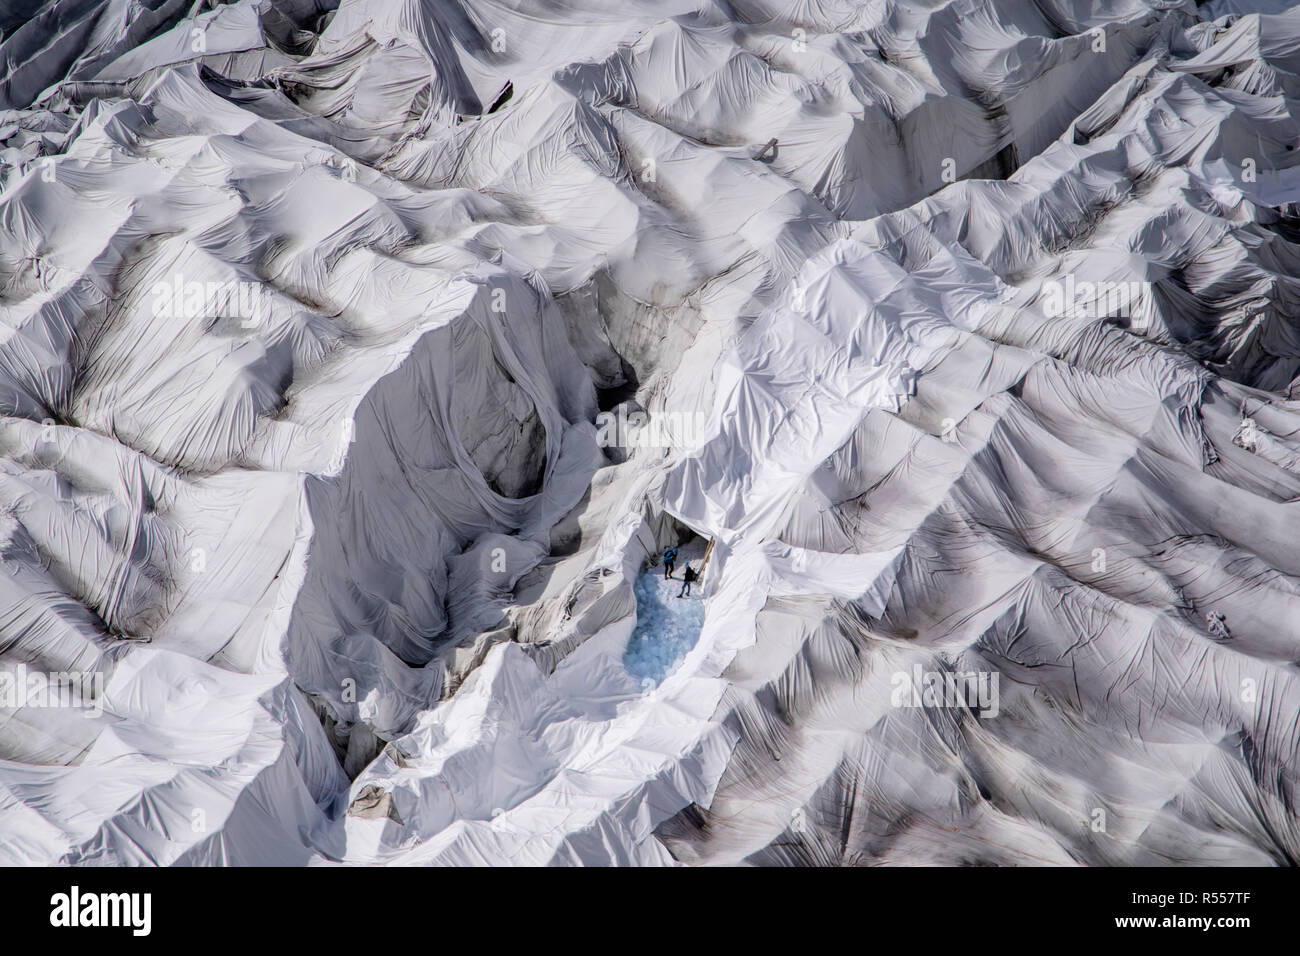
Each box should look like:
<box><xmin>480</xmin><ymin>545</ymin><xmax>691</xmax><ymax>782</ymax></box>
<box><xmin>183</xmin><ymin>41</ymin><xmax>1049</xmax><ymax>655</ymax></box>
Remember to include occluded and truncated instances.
<box><xmin>677</xmin><ymin>563</ymin><xmax>698</xmax><ymax>598</ymax></box>
<box><xmin>663</xmin><ymin>547</ymin><xmax>678</xmax><ymax>578</ymax></box>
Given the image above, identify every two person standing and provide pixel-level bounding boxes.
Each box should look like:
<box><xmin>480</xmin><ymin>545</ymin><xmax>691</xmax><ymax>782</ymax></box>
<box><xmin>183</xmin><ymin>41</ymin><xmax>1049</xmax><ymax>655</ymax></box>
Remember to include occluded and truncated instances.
<box><xmin>662</xmin><ymin>546</ymin><xmax>698</xmax><ymax>597</ymax></box>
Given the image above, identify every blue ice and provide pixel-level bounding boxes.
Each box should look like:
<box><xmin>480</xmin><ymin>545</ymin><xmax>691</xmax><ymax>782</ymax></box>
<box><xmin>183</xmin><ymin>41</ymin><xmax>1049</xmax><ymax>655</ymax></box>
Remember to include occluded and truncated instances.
<box><xmin>623</xmin><ymin>567</ymin><xmax>705</xmax><ymax>689</ymax></box>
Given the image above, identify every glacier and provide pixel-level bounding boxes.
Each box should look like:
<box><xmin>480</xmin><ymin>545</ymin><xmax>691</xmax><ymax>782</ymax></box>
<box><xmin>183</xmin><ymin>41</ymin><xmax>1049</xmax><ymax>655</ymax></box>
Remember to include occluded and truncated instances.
<box><xmin>0</xmin><ymin>0</ymin><xmax>1297</xmax><ymax>866</ymax></box>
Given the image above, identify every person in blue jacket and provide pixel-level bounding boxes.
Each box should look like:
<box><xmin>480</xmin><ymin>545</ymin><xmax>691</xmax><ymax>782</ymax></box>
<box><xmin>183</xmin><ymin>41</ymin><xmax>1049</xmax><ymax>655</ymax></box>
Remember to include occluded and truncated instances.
<box><xmin>663</xmin><ymin>546</ymin><xmax>678</xmax><ymax>578</ymax></box>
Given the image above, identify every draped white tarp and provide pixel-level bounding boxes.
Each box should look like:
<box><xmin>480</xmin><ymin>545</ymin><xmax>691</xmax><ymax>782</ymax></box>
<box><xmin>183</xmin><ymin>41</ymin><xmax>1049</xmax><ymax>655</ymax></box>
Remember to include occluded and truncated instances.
<box><xmin>0</xmin><ymin>0</ymin><xmax>1297</xmax><ymax>865</ymax></box>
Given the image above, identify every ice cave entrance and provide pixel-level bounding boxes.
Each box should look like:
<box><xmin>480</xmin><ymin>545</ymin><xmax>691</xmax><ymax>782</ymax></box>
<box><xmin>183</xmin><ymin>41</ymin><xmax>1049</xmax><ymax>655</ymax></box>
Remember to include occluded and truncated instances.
<box><xmin>623</xmin><ymin>538</ymin><xmax>710</xmax><ymax>690</ymax></box>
